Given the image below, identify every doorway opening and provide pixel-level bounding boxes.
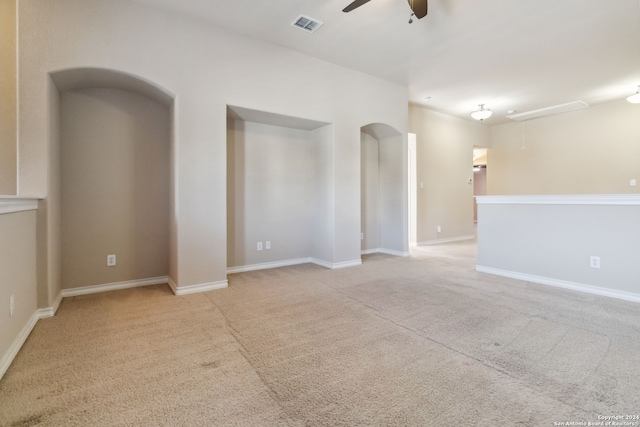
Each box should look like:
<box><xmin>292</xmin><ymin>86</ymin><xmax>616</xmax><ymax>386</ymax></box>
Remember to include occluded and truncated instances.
<box><xmin>473</xmin><ymin>147</ymin><xmax>488</xmax><ymax>225</ymax></box>
<box><xmin>408</xmin><ymin>133</ymin><xmax>417</xmax><ymax>245</ymax></box>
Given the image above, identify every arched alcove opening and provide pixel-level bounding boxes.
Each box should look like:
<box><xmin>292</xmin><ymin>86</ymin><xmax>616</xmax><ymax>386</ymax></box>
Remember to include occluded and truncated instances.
<box><xmin>45</xmin><ymin>67</ymin><xmax>175</xmax><ymax>295</ymax></box>
<box><xmin>360</xmin><ymin>123</ymin><xmax>408</xmax><ymax>258</ymax></box>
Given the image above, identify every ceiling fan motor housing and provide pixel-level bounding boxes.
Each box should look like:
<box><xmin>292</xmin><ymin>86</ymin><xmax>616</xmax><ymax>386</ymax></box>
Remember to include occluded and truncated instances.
<box><xmin>343</xmin><ymin>0</ymin><xmax>428</xmax><ymax>19</ymax></box>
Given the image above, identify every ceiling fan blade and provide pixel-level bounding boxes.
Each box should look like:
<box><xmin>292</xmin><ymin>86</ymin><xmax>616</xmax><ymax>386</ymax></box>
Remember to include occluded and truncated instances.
<box><xmin>408</xmin><ymin>0</ymin><xmax>428</xmax><ymax>19</ymax></box>
<box><xmin>343</xmin><ymin>0</ymin><xmax>373</xmax><ymax>13</ymax></box>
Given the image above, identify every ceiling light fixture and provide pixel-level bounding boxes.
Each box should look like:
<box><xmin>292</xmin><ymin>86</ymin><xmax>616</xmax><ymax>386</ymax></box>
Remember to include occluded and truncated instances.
<box><xmin>627</xmin><ymin>85</ymin><xmax>640</xmax><ymax>104</ymax></box>
<box><xmin>471</xmin><ymin>104</ymin><xmax>492</xmax><ymax>121</ymax></box>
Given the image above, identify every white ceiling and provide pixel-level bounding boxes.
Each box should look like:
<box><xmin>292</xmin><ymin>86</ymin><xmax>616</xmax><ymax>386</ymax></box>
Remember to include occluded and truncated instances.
<box><xmin>134</xmin><ymin>0</ymin><xmax>640</xmax><ymax>125</ymax></box>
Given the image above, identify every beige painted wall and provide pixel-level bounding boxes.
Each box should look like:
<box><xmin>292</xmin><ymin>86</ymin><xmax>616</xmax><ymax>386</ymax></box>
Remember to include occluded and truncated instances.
<box><xmin>36</xmin><ymin>78</ymin><xmax>63</xmax><ymax>308</ymax></box>
<box><xmin>477</xmin><ymin>199</ymin><xmax>640</xmax><ymax>296</ymax></box>
<box><xmin>227</xmin><ymin>119</ymin><xmax>320</xmax><ymax>268</ymax></box>
<box><xmin>60</xmin><ymin>88</ymin><xmax>170</xmax><ymax>288</ymax></box>
<box><xmin>409</xmin><ymin>105</ymin><xmax>490</xmax><ymax>244</ymax></box>
<box><xmin>19</xmin><ymin>0</ymin><xmax>407</xmax><ymax>302</ymax></box>
<box><xmin>378</xmin><ymin>134</ymin><xmax>406</xmax><ymax>254</ymax></box>
<box><xmin>489</xmin><ymin>100</ymin><xmax>640</xmax><ymax>195</ymax></box>
<box><xmin>0</xmin><ymin>210</ymin><xmax>38</xmax><ymax>372</ymax></box>
<box><xmin>360</xmin><ymin>126</ymin><xmax>406</xmax><ymax>255</ymax></box>
<box><xmin>361</xmin><ymin>132</ymin><xmax>380</xmax><ymax>251</ymax></box>
<box><xmin>0</xmin><ymin>0</ymin><xmax>17</xmax><ymax>194</ymax></box>
<box><xmin>309</xmin><ymin>125</ymin><xmax>335</xmax><ymax>264</ymax></box>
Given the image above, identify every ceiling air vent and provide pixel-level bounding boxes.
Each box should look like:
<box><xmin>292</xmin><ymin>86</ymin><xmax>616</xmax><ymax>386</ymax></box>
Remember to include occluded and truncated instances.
<box><xmin>291</xmin><ymin>15</ymin><xmax>323</xmax><ymax>33</ymax></box>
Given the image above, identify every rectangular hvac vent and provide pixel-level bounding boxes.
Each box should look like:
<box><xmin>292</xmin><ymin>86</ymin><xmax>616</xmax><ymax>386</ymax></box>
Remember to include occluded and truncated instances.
<box><xmin>291</xmin><ymin>15</ymin><xmax>323</xmax><ymax>33</ymax></box>
<box><xmin>506</xmin><ymin>101</ymin><xmax>589</xmax><ymax>121</ymax></box>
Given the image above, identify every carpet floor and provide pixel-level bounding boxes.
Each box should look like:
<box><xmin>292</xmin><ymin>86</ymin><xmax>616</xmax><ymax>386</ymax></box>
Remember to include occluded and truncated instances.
<box><xmin>1</xmin><ymin>241</ymin><xmax>639</xmax><ymax>426</ymax></box>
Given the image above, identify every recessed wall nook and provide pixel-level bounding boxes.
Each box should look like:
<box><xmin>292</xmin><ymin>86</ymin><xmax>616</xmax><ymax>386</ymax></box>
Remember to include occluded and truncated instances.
<box><xmin>226</xmin><ymin>106</ymin><xmax>337</xmax><ymax>272</ymax></box>
<box><xmin>360</xmin><ymin>123</ymin><xmax>407</xmax><ymax>256</ymax></box>
<box><xmin>227</xmin><ymin>107</ymin><xmax>408</xmax><ymax>272</ymax></box>
<box><xmin>43</xmin><ymin>68</ymin><xmax>177</xmax><ymax>306</ymax></box>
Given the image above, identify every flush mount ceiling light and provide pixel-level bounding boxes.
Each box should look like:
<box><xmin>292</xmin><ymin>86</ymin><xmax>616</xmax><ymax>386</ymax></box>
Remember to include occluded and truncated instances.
<box><xmin>471</xmin><ymin>104</ymin><xmax>492</xmax><ymax>121</ymax></box>
<box><xmin>627</xmin><ymin>85</ymin><xmax>640</xmax><ymax>104</ymax></box>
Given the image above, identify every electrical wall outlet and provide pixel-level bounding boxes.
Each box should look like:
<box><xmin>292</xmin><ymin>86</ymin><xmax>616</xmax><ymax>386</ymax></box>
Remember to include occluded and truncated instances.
<box><xmin>590</xmin><ymin>256</ymin><xmax>601</xmax><ymax>269</ymax></box>
<box><xmin>265</xmin><ymin>241</ymin><xmax>271</xmax><ymax>250</ymax></box>
<box><xmin>437</xmin><ymin>225</ymin><xmax>442</xmax><ymax>233</ymax></box>
<box><xmin>257</xmin><ymin>242</ymin><xmax>263</xmax><ymax>251</ymax></box>
<box><xmin>631</xmin><ymin>179</ymin><xmax>637</xmax><ymax>187</ymax></box>
<box><xmin>9</xmin><ymin>295</ymin><xmax>15</xmax><ymax>317</ymax></box>
<box><xmin>107</xmin><ymin>254</ymin><xmax>116</xmax><ymax>267</ymax></box>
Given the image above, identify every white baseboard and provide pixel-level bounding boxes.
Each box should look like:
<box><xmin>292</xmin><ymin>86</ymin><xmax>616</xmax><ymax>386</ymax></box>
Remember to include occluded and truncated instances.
<box><xmin>417</xmin><ymin>235</ymin><xmax>476</xmax><ymax>246</ymax></box>
<box><xmin>476</xmin><ymin>265</ymin><xmax>640</xmax><ymax>304</ymax></box>
<box><xmin>378</xmin><ymin>248</ymin><xmax>410</xmax><ymax>257</ymax></box>
<box><xmin>228</xmin><ymin>257</ymin><xmax>362</xmax><ymax>273</ymax></box>
<box><xmin>310</xmin><ymin>257</ymin><xmax>362</xmax><ymax>269</ymax></box>
<box><xmin>168</xmin><ymin>277</ymin><xmax>228</xmax><ymax>296</ymax></box>
<box><xmin>361</xmin><ymin>248</ymin><xmax>410</xmax><ymax>257</ymax></box>
<box><xmin>37</xmin><ymin>291</ymin><xmax>63</xmax><ymax>319</ymax></box>
<box><xmin>61</xmin><ymin>276</ymin><xmax>169</xmax><ymax>298</ymax></box>
<box><xmin>0</xmin><ymin>311</ymin><xmax>39</xmax><ymax>379</ymax></box>
<box><xmin>361</xmin><ymin>248</ymin><xmax>378</xmax><ymax>255</ymax></box>
<box><xmin>227</xmin><ymin>258</ymin><xmax>311</xmax><ymax>274</ymax></box>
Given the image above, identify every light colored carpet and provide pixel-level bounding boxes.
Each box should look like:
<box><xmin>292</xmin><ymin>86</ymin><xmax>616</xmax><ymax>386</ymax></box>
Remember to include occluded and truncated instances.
<box><xmin>2</xmin><ymin>241</ymin><xmax>640</xmax><ymax>426</ymax></box>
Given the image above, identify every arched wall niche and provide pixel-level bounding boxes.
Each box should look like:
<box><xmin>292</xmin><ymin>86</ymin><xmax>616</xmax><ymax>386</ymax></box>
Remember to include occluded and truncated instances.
<box><xmin>361</xmin><ymin>123</ymin><xmax>402</xmax><ymax>141</ymax></box>
<box><xmin>50</xmin><ymin>67</ymin><xmax>175</xmax><ymax>107</ymax></box>
<box><xmin>360</xmin><ymin>122</ymin><xmax>408</xmax><ymax>258</ymax></box>
<box><xmin>39</xmin><ymin>67</ymin><xmax>177</xmax><ymax>308</ymax></box>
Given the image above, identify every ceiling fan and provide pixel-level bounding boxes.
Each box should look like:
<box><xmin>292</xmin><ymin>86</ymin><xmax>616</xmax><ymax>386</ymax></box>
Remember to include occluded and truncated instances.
<box><xmin>342</xmin><ymin>0</ymin><xmax>428</xmax><ymax>23</ymax></box>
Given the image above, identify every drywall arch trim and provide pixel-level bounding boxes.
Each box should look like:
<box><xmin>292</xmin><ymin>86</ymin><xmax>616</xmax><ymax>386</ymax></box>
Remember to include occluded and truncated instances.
<box><xmin>49</xmin><ymin>67</ymin><xmax>175</xmax><ymax>107</ymax></box>
<box><xmin>361</xmin><ymin>122</ymin><xmax>402</xmax><ymax>140</ymax></box>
